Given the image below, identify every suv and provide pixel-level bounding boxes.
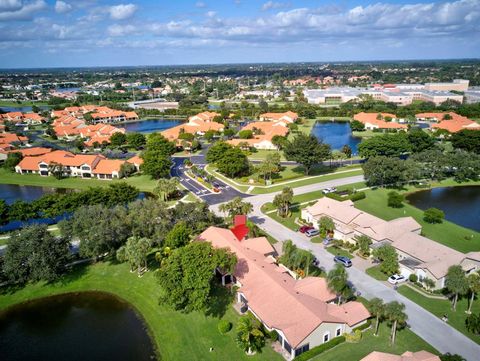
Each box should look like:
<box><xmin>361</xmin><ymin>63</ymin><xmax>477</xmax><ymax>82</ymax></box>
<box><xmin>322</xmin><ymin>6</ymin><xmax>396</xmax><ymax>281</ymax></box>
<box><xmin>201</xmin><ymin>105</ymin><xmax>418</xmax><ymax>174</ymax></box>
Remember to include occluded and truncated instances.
<box><xmin>333</xmin><ymin>255</ymin><xmax>352</xmax><ymax>267</ymax></box>
<box><xmin>299</xmin><ymin>225</ymin><xmax>314</xmax><ymax>233</ymax></box>
<box><xmin>305</xmin><ymin>229</ymin><xmax>320</xmax><ymax>237</ymax></box>
<box><xmin>388</xmin><ymin>274</ymin><xmax>407</xmax><ymax>285</ymax></box>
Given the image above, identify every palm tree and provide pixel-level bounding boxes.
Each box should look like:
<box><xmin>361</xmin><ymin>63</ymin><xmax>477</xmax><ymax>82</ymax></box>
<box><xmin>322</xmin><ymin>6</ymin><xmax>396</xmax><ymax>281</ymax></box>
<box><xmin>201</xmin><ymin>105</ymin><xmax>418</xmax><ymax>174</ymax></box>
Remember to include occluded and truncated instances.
<box><xmin>218</xmin><ymin>197</ymin><xmax>253</xmax><ymax>220</ymax></box>
<box><xmin>445</xmin><ymin>265</ymin><xmax>469</xmax><ymax>311</ymax></box>
<box><xmin>467</xmin><ymin>272</ymin><xmax>480</xmax><ymax>314</ymax></box>
<box><xmin>384</xmin><ymin>301</ymin><xmax>407</xmax><ymax>345</ymax></box>
<box><xmin>235</xmin><ymin>316</ymin><xmax>265</xmax><ymax>354</ymax></box>
<box><xmin>327</xmin><ymin>264</ymin><xmax>351</xmax><ymax>304</ymax></box>
<box><xmin>367</xmin><ymin>297</ymin><xmax>385</xmax><ymax>336</ymax></box>
<box><xmin>154</xmin><ymin>178</ymin><xmax>179</xmax><ymax>202</ymax></box>
<box><xmin>272</xmin><ymin>187</ymin><xmax>293</xmax><ymax>218</ymax></box>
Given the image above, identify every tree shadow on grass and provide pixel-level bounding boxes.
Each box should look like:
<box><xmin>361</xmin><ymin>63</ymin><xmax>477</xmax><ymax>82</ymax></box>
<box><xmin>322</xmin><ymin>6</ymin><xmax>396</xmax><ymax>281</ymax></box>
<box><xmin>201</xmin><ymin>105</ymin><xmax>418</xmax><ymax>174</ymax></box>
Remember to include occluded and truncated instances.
<box><xmin>206</xmin><ymin>281</ymin><xmax>235</xmax><ymax>318</ymax></box>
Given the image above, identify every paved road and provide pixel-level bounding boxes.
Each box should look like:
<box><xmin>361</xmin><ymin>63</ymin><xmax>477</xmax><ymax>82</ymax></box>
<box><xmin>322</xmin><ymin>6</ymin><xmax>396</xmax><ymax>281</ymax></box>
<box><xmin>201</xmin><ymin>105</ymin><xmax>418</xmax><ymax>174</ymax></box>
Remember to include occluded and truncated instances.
<box><xmin>210</xmin><ymin>177</ymin><xmax>480</xmax><ymax>361</ymax></box>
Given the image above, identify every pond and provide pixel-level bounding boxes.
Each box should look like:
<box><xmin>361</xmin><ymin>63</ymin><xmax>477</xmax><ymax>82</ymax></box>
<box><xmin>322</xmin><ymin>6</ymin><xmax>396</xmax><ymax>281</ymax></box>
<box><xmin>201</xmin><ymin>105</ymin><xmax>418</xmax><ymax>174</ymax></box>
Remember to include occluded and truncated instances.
<box><xmin>119</xmin><ymin>119</ymin><xmax>183</xmax><ymax>134</ymax></box>
<box><xmin>406</xmin><ymin>186</ymin><xmax>480</xmax><ymax>232</ymax></box>
<box><xmin>0</xmin><ymin>184</ymin><xmax>69</xmax><ymax>204</ymax></box>
<box><xmin>0</xmin><ymin>105</ymin><xmax>49</xmax><ymax>113</ymax></box>
<box><xmin>0</xmin><ymin>292</ymin><xmax>157</xmax><ymax>361</ymax></box>
<box><xmin>311</xmin><ymin>121</ymin><xmax>361</xmax><ymax>154</ymax></box>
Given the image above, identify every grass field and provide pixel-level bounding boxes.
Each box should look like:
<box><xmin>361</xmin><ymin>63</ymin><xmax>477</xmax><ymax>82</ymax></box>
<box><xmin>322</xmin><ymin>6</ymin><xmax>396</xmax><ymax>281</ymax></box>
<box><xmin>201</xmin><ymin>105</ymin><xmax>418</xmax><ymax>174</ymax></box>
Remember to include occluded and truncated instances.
<box><xmin>0</xmin><ymin>169</ymin><xmax>158</xmax><ymax>192</ymax></box>
<box><xmin>365</xmin><ymin>265</ymin><xmax>389</xmax><ymax>281</ymax></box>
<box><xmin>247</xmin><ymin>149</ymin><xmax>287</xmax><ymax>161</ymax></box>
<box><xmin>352</xmin><ymin>130</ymin><xmax>378</xmax><ymax>138</ymax></box>
<box><xmin>313</xmin><ymin>322</ymin><xmax>438</xmax><ymax>361</ymax></box>
<box><xmin>354</xmin><ymin>182</ymin><xmax>480</xmax><ymax>253</ymax></box>
<box><xmin>0</xmin><ymin>100</ymin><xmax>49</xmax><ymax>107</ymax></box>
<box><xmin>397</xmin><ymin>285</ymin><xmax>480</xmax><ymax>344</ymax></box>
<box><xmin>0</xmin><ymin>261</ymin><xmax>281</xmax><ymax>361</ymax></box>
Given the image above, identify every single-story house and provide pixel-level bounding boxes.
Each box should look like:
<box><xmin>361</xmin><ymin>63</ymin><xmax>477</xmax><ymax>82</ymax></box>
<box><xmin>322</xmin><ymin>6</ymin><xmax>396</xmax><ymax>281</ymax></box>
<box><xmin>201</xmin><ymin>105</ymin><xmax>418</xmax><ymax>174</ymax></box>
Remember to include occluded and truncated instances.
<box><xmin>353</xmin><ymin>112</ymin><xmax>407</xmax><ymax>131</ymax></box>
<box><xmin>361</xmin><ymin>350</ymin><xmax>440</xmax><ymax>361</ymax></box>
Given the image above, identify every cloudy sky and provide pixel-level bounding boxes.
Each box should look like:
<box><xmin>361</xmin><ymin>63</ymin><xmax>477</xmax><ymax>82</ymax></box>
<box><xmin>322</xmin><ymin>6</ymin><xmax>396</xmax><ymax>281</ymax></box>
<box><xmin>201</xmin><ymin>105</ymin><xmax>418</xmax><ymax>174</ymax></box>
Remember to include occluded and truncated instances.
<box><xmin>0</xmin><ymin>0</ymin><xmax>479</xmax><ymax>68</ymax></box>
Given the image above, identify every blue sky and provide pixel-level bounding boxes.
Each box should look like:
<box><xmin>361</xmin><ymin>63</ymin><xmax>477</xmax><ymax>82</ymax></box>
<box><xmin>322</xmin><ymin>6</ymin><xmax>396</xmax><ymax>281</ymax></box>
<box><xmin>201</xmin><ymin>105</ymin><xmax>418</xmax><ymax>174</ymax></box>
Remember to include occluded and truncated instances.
<box><xmin>0</xmin><ymin>0</ymin><xmax>479</xmax><ymax>68</ymax></box>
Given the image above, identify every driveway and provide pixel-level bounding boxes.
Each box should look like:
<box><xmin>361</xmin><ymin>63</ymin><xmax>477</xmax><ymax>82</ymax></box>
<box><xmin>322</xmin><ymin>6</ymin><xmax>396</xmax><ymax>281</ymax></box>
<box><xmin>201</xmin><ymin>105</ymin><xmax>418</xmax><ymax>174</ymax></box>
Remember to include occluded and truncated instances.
<box><xmin>209</xmin><ymin>175</ymin><xmax>480</xmax><ymax>361</ymax></box>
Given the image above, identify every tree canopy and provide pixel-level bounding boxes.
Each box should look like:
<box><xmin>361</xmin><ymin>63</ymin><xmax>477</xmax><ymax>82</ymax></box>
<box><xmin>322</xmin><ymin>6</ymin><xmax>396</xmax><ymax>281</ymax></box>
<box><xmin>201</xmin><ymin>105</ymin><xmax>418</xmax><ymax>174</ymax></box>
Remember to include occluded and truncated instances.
<box><xmin>358</xmin><ymin>133</ymin><xmax>411</xmax><ymax>158</ymax></box>
<box><xmin>283</xmin><ymin>134</ymin><xmax>331</xmax><ymax>175</ymax></box>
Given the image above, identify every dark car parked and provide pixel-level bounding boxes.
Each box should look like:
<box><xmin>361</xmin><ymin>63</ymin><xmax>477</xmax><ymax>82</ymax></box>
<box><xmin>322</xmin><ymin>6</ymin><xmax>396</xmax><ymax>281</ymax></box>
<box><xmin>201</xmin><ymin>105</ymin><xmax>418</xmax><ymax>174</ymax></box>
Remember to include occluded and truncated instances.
<box><xmin>333</xmin><ymin>255</ymin><xmax>352</xmax><ymax>267</ymax></box>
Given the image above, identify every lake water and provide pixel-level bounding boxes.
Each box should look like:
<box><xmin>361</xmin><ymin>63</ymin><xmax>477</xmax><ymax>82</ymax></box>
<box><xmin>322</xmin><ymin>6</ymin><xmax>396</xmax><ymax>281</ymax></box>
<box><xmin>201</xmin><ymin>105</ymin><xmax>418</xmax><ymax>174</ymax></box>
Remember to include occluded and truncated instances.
<box><xmin>1</xmin><ymin>105</ymin><xmax>49</xmax><ymax>113</ymax></box>
<box><xmin>311</xmin><ymin>121</ymin><xmax>361</xmax><ymax>154</ymax></box>
<box><xmin>0</xmin><ymin>292</ymin><xmax>156</xmax><ymax>361</ymax></box>
<box><xmin>120</xmin><ymin>119</ymin><xmax>183</xmax><ymax>133</ymax></box>
<box><xmin>406</xmin><ymin>186</ymin><xmax>480</xmax><ymax>232</ymax></box>
<box><xmin>0</xmin><ymin>184</ymin><xmax>68</xmax><ymax>204</ymax></box>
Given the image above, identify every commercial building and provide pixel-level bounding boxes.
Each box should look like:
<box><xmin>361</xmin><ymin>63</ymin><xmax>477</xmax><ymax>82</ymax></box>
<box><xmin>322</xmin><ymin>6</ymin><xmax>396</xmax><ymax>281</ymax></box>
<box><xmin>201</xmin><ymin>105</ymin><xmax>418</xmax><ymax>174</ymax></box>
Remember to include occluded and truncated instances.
<box><xmin>302</xmin><ymin>198</ymin><xmax>480</xmax><ymax>289</ymax></box>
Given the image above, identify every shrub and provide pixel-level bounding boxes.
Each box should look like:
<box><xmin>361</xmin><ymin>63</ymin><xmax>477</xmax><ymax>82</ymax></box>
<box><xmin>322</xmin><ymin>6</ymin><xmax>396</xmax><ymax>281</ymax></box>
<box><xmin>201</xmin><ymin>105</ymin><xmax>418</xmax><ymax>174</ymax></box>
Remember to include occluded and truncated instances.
<box><xmin>350</xmin><ymin>192</ymin><xmax>366</xmax><ymax>201</ymax></box>
<box><xmin>217</xmin><ymin>320</ymin><xmax>232</xmax><ymax>334</ymax></box>
<box><xmin>326</xmin><ymin>192</ymin><xmax>344</xmax><ymax>201</ymax></box>
<box><xmin>266</xmin><ymin>329</ymin><xmax>278</xmax><ymax>341</ymax></box>
<box><xmin>409</xmin><ymin>274</ymin><xmax>418</xmax><ymax>283</ymax></box>
<box><xmin>387</xmin><ymin>191</ymin><xmax>404</xmax><ymax>208</ymax></box>
<box><xmin>423</xmin><ymin>207</ymin><xmax>445</xmax><ymax>224</ymax></box>
<box><xmin>345</xmin><ymin>329</ymin><xmax>362</xmax><ymax>343</ymax></box>
<box><xmin>294</xmin><ymin>336</ymin><xmax>346</xmax><ymax>361</ymax></box>
<box><xmin>353</xmin><ymin>319</ymin><xmax>371</xmax><ymax>332</ymax></box>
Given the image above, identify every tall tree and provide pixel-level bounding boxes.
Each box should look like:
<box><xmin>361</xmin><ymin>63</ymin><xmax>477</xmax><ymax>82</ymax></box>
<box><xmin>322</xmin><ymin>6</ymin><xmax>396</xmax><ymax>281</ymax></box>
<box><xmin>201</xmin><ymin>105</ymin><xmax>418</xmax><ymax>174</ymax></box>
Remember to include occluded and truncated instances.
<box><xmin>164</xmin><ymin>221</ymin><xmax>191</xmax><ymax>249</ymax></box>
<box><xmin>367</xmin><ymin>297</ymin><xmax>385</xmax><ymax>336</ymax></box>
<box><xmin>2</xmin><ymin>224</ymin><xmax>70</xmax><ymax>283</ymax></box>
<box><xmin>327</xmin><ymin>264</ymin><xmax>352</xmax><ymax>304</ymax></box>
<box><xmin>445</xmin><ymin>265</ymin><xmax>469</xmax><ymax>311</ymax></box>
<box><xmin>283</xmin><ymin>134</ymin><xmax>331</xmax><ymax>175</ymax></box>
<box><xmin>384</xmin><ymin>301</ymin><xmax>408</xmax><ymax>345</ymax></box>
<box><xmin>467</xmin><ymin>273</ymin><xmax>480</xmax><ymax>314</ymax></box>
<box><xmin>218</xmin><ymin>197</ymin><xmax>253</xmax><ymax>220</ymax></box>
<box><xmin>358</xmin><ymin>133</ymin><xmax>412</xmax><ymax>158</ymax></box>
<box><xmin>156</xmin><ymin>242</ymin><xmax>237</xmax><ymax>312</ymax></box>
<box><xmin>216</xmin><ymin>147</ymin><xmax>250</xmax><ymax>178</ymax></box>
<box><xmin>206</xmin><ymin>141</ymin><xmax>232</xmax><ymax>163</ymax></box>
<box><xmin>257</xmin><ymin>152</ymin><xmax>281</xmax><ymax>183</ymax></box>
<box><xmin>318</xmin><ymin>216</ymin><xmax>334</xmax><ymax>236</ymax></box>
<box><xmin>153</xmin><ymin>177</ymin><xmax>179</xmax><ymax>202</ymax></box>
<box><xmin>372</xmin><ymin>244</ymin><xmax>398</xmax><ymax>275</ymax></box>
<box><xmin>272</xmin><ymin>187</ymin><xmax>293</xmax><ymax>217</ymax></box>
<box><xmin>116</xmin><ymin>236</ymin><xmax>151</xmax><ymax>275</ymax></box>
<box><xmin>235</xmin><ymin>315</ymin><xmax>265</xmax><ymax>354</ymax></box>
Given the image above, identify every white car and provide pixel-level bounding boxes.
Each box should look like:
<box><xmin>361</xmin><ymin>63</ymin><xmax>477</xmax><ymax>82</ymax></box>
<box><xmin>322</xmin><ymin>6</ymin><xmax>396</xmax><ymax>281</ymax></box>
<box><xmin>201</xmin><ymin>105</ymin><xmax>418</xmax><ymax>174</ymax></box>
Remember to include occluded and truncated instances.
<box><xmin>388</xmin><ymin>274</ymin><xmax>407</xmax><ymax>285</ymax></box>
<box><xmin>322</xmin><ymin>187</ymin><xmax>337</xmax><ymax>194</ymax></box>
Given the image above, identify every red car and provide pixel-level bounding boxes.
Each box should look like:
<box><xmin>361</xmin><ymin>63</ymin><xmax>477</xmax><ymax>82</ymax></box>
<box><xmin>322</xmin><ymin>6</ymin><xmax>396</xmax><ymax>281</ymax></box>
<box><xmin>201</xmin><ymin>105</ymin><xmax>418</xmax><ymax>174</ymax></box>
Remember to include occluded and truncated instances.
<box><xmin>299</xmin><ymin>225</ymin><xmax>314</xmax><ymax>233</ymax></box>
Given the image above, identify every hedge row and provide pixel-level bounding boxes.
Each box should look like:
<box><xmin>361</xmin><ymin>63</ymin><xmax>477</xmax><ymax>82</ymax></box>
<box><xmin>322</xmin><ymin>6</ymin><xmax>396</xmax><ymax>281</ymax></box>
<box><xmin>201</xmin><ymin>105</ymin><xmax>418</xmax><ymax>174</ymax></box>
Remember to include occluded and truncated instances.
<box><xmin>294</xmin><ymin>335</ymin><xmax>346</xmax><ymax>361</ymax></box>
<box><xmin>326</xmin><ymin>191</ymin><xmax>366</xmax><ymax>202</ymax></box>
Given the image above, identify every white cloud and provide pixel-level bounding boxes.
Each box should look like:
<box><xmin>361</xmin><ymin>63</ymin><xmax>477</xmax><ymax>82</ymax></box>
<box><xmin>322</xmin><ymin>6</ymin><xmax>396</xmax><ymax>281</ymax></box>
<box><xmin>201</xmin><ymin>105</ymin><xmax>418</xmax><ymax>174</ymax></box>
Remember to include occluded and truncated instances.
<box><xmin>261</xmin><ymin>1</ymin><xmax>289</xmax><ymax>11</ymax></box>
<box><xmin>109</xmin><ymin>3</ymin><xmax>137</xmax><ymax>20</ymax></box>
<box><xmin>0</xmin><ymin>0</ymin><xmax>46</xmax><ymax>21</ymax></box>
<box><xmin>195</xmin><ymin>1</ymin><xmax>206</xmax><ymax>8</ymax></box>
<box><xmin>55</xmin><ymin>1</ymin><xmax>72</xmax><ymax>14</ymax></box>
<box><xmin>0</xmin><ymin>0</ymin><xmax>22</xmax><ymax>11</ymax></box>
<box><xmin>108</xmin><ymin>23</ymin><xmax>136</xmax><ymax>37</ymax></box>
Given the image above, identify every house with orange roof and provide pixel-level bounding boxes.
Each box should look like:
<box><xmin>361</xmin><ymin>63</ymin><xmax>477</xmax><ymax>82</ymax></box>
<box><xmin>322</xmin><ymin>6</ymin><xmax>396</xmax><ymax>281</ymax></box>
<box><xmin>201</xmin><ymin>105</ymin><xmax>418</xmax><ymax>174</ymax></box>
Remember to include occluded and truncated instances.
<box><xmin>415</xmin><ymin>112</ymin><xmax>480</xmax><ymax>133</ymax></box>
<box><xmin>302</xmin><ymin>198</ymin><xmax>480</xmax><ymax>289</ymax></box>
<box><xmin>8</xmin><ymin>147</ymin><xmax>52</xmax><ymax>157</ymax></box>
<box><xmin>227</xmin><ymin>121</ymin><xmax>289</xmax><ymax>150</ymax></box>
<box><xmin>361</xmin><ymin>350</ymin><xmax>440</xmax><ymax>361</ymax></box>
<box><xmin>0</xmin><ymin>132</ymin><xmax>28</xmax><ymax>151</ymax></box>
<box><xmin>161</xmin><ymin>119</ymin><xmax>224</xmax><ymax>146</ymax></box>
<box><xmin>126</xmin><ymin>155</ymin><xmax>143</xmax><ymax>171</ymax></box>
<box><xmin>0</xmin><ymin>111</ymin><xmax>44</xmax><ymax>125</ymax></box>
<box><xmin>259</xmin><ymin>111</ymin><xmax>298</xmax><ymax>125</ymax></box>
<box><xmin>51</xmin><ymin>105</ymin><xmax>138</xmax><ymax>125</ymax></box>
<box><xmin>188</xmin><ymin>111</ymin><xmax>219</xmax><ymax>123</ymax></box>
<box><xmin>15</xmin><ymin>150</ymin><xmax>130</xmax><ymax>180</ymax></box>
<box><xmin>353</xmin><ymin>112</ymin><xmax>407</xmax><ymax>131</ymax></box>
<box><xmin>198</xmin><ymin>224</ymin><xmax>370</xmax><ymax>359</ymax></box>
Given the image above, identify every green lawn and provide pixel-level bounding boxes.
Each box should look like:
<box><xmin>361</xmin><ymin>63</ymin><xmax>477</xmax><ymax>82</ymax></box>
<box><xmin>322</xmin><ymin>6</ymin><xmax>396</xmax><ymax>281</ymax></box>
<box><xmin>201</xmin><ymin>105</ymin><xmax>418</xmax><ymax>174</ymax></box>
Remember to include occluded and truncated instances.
<box><xmin>0</xmin><ymin>261</ymin><xmax>281</xmax><ymax>361</ymax></box>
<box><xmin>397</xmin><ymin>285</ymin><xmax>480</xmax><ymax>344</ymax></box>
<box><xmin>365</xmin><ymin>265</ymin><xmax>389</xmax><ymax>281</ymax></box>
<box><xmin>326</xmin><ymin>246</ymin><xmax>354</xmax><ymax>259</ymax></box>
<box><xmin>352</xmin><ymin>130</ymin><xmax>378</xmax><ymax>138</ymax></box>
<box><xmin>0</xmin><ymin>100</ymin><xmax>49</xmax><ymax>107</ymax></box>
<box><xmin>313</xmin><ymin>322</ymin><xmax>438</xmax><ymax>361</ymax></box>
<box><xmin>247</xmin><ymin>150</ymin><xmax>286</xmax><ymax>161</ymax></box>
<box><xmin>354</xmin><ymin>183</ymin><xmax>480</xmax><ymax>253</ymax></box>
<box><xmin>0</xmin><ymin>169</ymin><xmax>158</xmax><ymax>192</ymax></box>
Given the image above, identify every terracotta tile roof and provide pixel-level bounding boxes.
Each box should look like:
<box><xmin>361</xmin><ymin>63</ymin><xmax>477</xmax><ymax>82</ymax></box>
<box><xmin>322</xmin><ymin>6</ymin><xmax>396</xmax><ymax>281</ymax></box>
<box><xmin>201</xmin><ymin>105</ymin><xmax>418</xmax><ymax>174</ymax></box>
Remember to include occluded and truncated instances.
<box><xmin>188</xmin><ymin>111</ymin><xmax>219</xmax><ymax>122</ymax></box>
<box><xmin>361</xmin><ymin>351</ymin><xmax>440</xmax><ymax>361</ymax></box>
<box><xmin>92</xmin><ymin>159</ymin><xmax>125</xmax><ymax>174</ymax></box>
<box><xmin>354</xmin><ymin>112</ymin><xmax>407</xmax><ymax>129</ymax></box>
<box><xmin>8</xmin><ymin>147</ymin><xmax>52</xmax><ymax>157</ymax></box>
<box><xmin>161</xmin><ymin>120</ymin><xmax>223</xmax><ymax>141</ymax></box>
<box><xmin>304</xmin><ymin>198</ymin><xmax>478</xmax><ymax>280</ymax></box>
<box><xmin>198</xmin><ymin>226</ymin><xmax>370</xmax><ymax>348</ymax></box>
<box><xmin>427</xmin><ymin>112</ymin><xmax>480</xmax><ymax>133</ymax></box>
<box><xmin>127</xmin><ymin>155</ymin><xmax>143</xmax><ymax>166</ymax></box>
<box><xmin>228</xmin><ymin>121</ymin><xmax>289</xmax><ymax>147</ymax></box>
<box><xmin>260</xmin><ymin>111</ymin><xmax>298</xmax><ymax>123</ymax></box>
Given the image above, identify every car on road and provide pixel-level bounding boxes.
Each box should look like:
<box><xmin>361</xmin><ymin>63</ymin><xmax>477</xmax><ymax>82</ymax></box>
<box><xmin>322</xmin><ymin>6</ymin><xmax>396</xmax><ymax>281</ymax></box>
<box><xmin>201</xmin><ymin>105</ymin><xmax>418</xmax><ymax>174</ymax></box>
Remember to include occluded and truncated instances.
<box><xmin>305</xmin><ymin>229</ymin><xmax>320</xmax><ymax>237</ymax></box>
<box><xmin>388</xmin><ymin>274</ymin><xmax>407</xmax><ymax>285</ymax></box>
<box><xmin>322</xmin><ymin>187</ymin><xmax>337</xmax><ymax>194</ymax></box>
<box><xmin>212</xmin><ymin>182</ymin><xmax>222</xmax><ymax>193</ymax></box>
<box><xmin>333</xmin><ymin>255</ymin><xmax>352</xmax><ymax>267</ymax></box>
<box><xmin>298</xmin><ymin>225</ymin><xmax>314</xmax><ymax>233</ymax></box>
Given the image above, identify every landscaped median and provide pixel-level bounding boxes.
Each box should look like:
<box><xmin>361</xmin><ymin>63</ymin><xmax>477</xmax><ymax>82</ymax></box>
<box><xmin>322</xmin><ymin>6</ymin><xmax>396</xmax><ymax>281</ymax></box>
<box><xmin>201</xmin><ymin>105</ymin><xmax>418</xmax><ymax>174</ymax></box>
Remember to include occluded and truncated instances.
<box><xmin>205</xmin><ymin>164</ymin><xmax>364</xmax><ymax>194</ymax></box>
